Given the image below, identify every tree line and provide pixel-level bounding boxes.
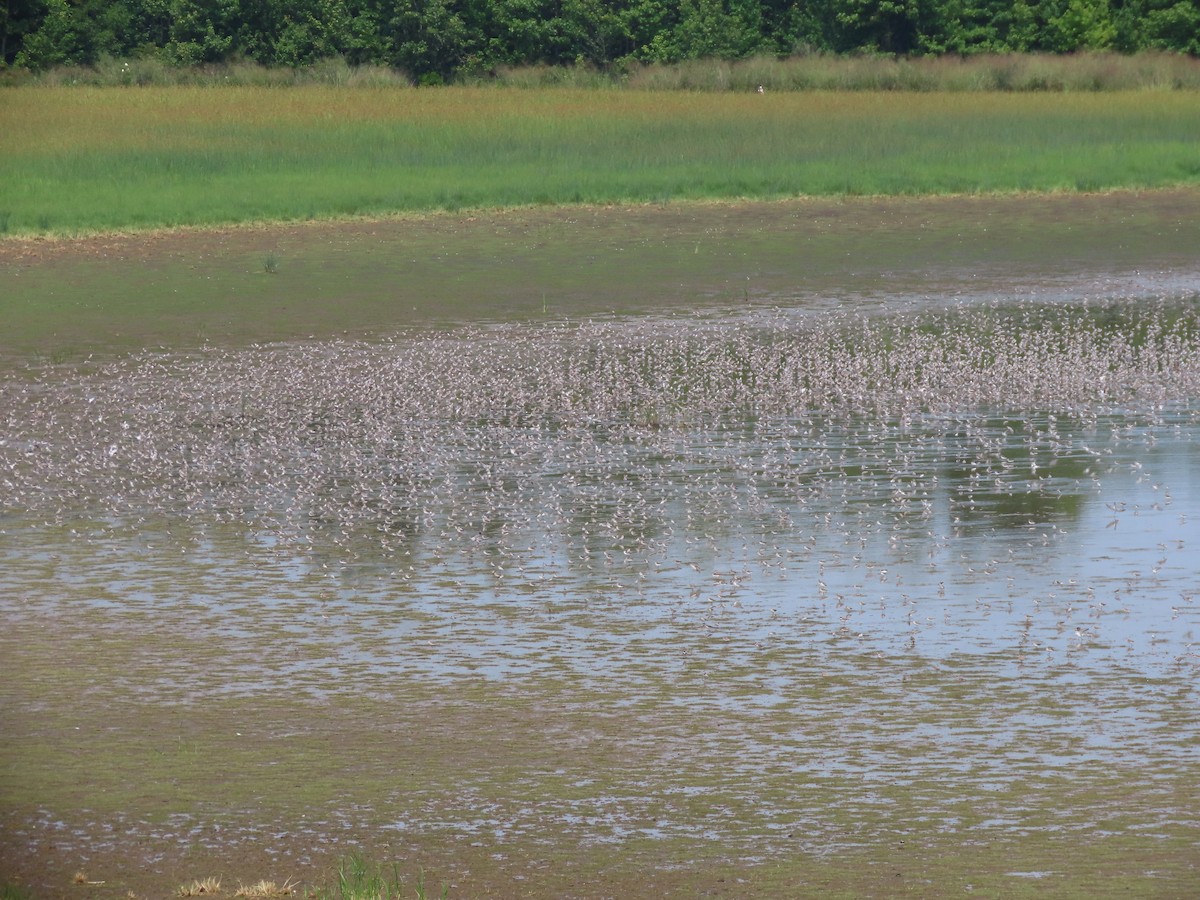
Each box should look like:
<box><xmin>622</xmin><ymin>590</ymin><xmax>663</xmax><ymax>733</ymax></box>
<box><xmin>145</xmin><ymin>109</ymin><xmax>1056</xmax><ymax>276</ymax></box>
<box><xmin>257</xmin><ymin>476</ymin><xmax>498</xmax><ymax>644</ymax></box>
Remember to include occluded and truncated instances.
<box><xmin>4</xmin><ymin>0</ymin><xmax>1199</xmax><ymax>80</ymax></box>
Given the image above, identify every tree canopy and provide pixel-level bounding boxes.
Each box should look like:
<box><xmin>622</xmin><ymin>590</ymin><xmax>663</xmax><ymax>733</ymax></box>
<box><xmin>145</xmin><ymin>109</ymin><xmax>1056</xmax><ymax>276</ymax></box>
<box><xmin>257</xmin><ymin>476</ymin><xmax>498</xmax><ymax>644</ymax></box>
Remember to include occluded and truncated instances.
<box><xmin>4</xmin><ymin>0</ymin><xmax>1199</xmax><ymax>76</ymax></box>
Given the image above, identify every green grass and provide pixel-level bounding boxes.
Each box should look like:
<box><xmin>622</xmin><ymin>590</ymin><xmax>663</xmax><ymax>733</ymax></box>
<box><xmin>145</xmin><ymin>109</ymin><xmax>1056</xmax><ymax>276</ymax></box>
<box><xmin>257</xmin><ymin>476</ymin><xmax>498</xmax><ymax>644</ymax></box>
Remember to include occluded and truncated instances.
<box><xmin>2</xmin><ymin>86</ymin><xmax>1199</xmax><ymax>237</ymax></box>
<box><xmin>309</xmin><ymin>856</ymin><xmax>447</xmax><ymax>900</ymax></box>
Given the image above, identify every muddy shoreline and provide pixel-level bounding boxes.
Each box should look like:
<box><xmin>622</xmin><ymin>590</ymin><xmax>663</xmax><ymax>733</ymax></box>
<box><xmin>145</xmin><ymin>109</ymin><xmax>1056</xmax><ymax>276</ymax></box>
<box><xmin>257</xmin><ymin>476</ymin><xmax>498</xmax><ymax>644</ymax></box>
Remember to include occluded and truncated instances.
<box><xmin>4</xmin><ymin>188</ymin><xmax>1200</xmax><ymax>356</ymax></box>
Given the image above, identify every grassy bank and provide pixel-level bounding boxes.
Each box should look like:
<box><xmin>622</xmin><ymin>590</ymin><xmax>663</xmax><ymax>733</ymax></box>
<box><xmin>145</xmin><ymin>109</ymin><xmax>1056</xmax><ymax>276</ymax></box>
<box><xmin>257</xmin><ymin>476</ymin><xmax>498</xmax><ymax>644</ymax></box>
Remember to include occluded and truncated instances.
<box><xmin>2</xmin><ymin>86</ymin><xmax>1199</xmax><ymax>237</ymax></box>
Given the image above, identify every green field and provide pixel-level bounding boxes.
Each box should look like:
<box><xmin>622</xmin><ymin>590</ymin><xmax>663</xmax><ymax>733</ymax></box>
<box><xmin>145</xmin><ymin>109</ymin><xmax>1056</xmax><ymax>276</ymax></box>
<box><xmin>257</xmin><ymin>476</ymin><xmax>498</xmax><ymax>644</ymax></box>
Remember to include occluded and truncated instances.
<box><xmin>3</xmin><ymin>86</ymin><xmax>1200</xmax><ymax>237</ymax></box>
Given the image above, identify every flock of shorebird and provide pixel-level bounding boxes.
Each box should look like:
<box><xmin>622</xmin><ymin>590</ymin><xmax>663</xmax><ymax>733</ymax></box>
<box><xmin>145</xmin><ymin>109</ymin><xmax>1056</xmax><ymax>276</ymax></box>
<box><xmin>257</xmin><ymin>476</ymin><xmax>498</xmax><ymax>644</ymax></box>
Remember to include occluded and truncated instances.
<box><xmin>0</xmin><ymin>300</ymin><xmax>1197</xmax><ymax>678</ymax></box>
<box><xmin>2</xmin><ymin>301</ymin><xmax>1195</xmax><ymax>572</ymax></box>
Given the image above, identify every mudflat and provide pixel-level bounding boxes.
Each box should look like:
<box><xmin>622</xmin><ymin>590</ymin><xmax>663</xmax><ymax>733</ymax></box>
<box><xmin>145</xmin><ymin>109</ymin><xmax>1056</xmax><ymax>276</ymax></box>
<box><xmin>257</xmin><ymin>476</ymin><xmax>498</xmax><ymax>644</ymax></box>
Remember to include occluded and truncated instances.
<box><xmin>4</xmin><ymin>189</ymin><xmax>1199</xmax><ymax>355</ymax></box>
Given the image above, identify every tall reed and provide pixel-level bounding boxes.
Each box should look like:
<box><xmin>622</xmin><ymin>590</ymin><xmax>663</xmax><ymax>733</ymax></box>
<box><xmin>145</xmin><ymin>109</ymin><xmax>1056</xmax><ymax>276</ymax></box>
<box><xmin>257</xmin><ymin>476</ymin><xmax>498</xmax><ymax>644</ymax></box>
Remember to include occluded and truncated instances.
<box><xmin>11</xmin><ymin>51</ymin><xmax>1200</xmax><ymax>92</ymax></box>
<box><xmin>619</xmin><ymin>50</ymin><xmax>1200</xmax><ymax>92</ymax></box>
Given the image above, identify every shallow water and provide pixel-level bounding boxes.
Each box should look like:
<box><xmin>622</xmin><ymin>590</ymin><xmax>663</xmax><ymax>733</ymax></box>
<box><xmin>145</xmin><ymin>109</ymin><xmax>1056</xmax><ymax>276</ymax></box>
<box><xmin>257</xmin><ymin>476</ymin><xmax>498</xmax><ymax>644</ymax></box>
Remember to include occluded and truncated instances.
<box><xmin>4</xmin><ymin>402</ymin><xmax>1198</xmax><ymax>691</ymax></box>
<box><xmin>5</xmin><ymin>312</ymin><xmax>1200</xmax><ymax>752</ymax></box>
<box><xmin>3</xmin><ymin>199</ymin><xmax>1200</xmax><ymax>895</ymax></box>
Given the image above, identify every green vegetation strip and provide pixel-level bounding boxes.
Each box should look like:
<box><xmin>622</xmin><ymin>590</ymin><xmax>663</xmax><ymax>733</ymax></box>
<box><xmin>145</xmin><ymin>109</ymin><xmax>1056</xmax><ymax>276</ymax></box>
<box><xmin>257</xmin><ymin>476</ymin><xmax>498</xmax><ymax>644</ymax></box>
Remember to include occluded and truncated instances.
<box><xmin>2</xmin><ymin>87</ymin><xmax>1199</xmax><ymax>237</ymax></box>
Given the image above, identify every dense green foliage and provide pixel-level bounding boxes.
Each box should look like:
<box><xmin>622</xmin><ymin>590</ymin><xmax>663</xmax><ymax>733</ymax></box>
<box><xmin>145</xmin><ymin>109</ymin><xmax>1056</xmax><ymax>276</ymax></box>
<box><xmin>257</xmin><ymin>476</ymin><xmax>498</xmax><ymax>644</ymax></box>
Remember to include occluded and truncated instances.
<box><xmin>3</xmin><ymin>0</ymin><xmax>1198</xmax><ymax>79</ymax></box>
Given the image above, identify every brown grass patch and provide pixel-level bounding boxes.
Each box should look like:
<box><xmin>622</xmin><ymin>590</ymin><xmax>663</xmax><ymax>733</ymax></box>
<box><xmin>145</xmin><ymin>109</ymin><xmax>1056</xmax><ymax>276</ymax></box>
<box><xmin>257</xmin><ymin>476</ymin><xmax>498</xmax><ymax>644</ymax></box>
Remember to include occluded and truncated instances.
<box><xmin>177</xmin><ymin>877</ymin><xmax>222</xmax><ymax>896</ymax></box>
<box><xmin>234</xmin><ymin>879</ymin><xmax>297</xmax><ymax>898</ymax></box>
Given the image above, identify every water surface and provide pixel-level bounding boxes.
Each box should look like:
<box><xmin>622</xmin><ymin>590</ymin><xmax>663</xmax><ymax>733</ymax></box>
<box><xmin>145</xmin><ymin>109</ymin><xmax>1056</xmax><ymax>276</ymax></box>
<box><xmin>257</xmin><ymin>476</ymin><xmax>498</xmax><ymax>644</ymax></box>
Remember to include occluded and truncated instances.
<box><xmin>3</xmin><ymin>196</ymin><xmax>1200</xmax><ymax>896</ymax></box>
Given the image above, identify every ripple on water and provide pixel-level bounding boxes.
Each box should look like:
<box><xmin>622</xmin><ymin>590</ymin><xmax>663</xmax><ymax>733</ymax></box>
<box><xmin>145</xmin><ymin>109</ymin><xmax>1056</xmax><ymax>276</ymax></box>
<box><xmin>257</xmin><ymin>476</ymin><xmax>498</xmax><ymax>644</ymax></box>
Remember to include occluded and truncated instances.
<box><xmin>2</xmin><ymin>299</ymin><xmax>1199</xmax><ymax>864</ymax></box>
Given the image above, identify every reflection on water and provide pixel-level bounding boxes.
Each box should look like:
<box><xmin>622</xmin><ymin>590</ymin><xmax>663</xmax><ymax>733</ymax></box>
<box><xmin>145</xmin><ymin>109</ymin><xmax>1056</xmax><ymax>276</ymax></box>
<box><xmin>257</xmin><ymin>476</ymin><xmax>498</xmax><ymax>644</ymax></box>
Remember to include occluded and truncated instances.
<box><xmin>2</xmin><ymin>410</ymin><xmax>1197</xmax><ymax>683</ymax></box>
<box><xmin>2</xmin><ymin>298</ymin><xmax>1199</xmax><ymax>864</ymax></box>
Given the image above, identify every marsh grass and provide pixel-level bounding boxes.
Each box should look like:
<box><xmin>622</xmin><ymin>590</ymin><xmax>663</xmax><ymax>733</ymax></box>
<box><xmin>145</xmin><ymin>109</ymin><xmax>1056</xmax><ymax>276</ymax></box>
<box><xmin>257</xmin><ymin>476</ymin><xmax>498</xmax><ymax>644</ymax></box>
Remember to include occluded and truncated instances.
<box><xmin>2</xmin><ymin>86</ymin><xmax>1198</xmax><ymax>236</ymax></box>
<box><xmin>412</xmin><ymin>874</ymin><xmax>449</xmax><ymax>900</ymax></box>
<box><xmin>233</xmin><ymin>879</ymin><xmax>296</xmax><ymax>897</ymax></box>
<box><xmin>618</xmin><ymin>50</ymin><xmax>1200</xmax><ymax>92</ymax></box>
<box><xmin>322</xmin><ymin>855</ymin><xmax>399</xmax><ymax>900</ymax></box>
<box><xmin>10</xmin><ymin>51</ymin><xmax>1200</xmax><ymax>92</ymax></box>
<box><xmin>178</xmin><ymin>877</ymin><xmax>223</xmax><ymax>896</ymax></box>
<box><xmin>308</xmin><ymin>855</ymin><xmax>446</xmax><ymax>900</ymax></box>
<box><xmin>19</xmin><ymin>55</ymin><xmax>412</xmax><ymax>88</ymax></box>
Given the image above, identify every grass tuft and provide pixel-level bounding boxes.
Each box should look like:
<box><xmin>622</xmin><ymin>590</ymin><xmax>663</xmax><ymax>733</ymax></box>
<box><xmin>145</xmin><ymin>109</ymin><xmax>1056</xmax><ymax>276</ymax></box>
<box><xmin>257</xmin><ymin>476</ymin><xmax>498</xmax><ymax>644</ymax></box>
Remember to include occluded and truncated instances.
<box><xmin>306</xmin><ymin>855</ymin><xmax>447</xmax><ymax>899</ymax></box>
<box><xmin>177</xmin><ymin>877</ymin><xmax>222</xmax><ymax>896</ymax></box>
<box><xmin>233</xmin><ymin>879</ymin><xmax>296</xmax><ymax>898</ymax></box>
<box><xmin>331</xmin><ymin>855</ymin><xmax>398</xmax><ymax>899</ymax></box>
